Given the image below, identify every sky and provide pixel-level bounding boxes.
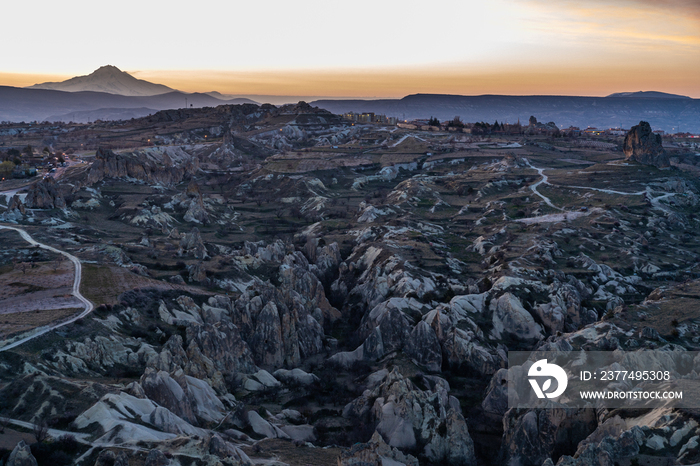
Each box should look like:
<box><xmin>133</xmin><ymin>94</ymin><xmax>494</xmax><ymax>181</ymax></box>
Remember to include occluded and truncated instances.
<box><xmin>1</xmin><ymin>0</ymin><xmax>699</xmax><ymax>98</ymax></box>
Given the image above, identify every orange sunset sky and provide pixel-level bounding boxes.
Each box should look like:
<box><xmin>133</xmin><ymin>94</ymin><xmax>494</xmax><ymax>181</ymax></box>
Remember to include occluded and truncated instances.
<box><xmin>2</xmin><ymin>0</ymin><xmax>699</xmax><ymax>98</ymax></box>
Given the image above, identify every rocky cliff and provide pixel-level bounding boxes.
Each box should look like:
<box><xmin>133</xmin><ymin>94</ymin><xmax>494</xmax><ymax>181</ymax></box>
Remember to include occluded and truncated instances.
<box><xmin>24</xmin><ymin>177</ymin><xmax>66</xmax><ymax>209</ymax></box>
<box><xmin>623</xmin><ymin>121</ymin><xmax>669</xmax><ymax>168</ymax></box>
<box><xmin>87</xmin><ymin>146</ymin><xmax>199</xmax><ymax>185</ymax></box>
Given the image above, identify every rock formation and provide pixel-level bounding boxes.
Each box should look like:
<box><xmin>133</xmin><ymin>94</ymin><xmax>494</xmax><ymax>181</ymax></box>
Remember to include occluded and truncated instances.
<box><xmin>623</xmin><ymin>121</ymin><xmax>669</xmax><ymax>168</ymax></box>
<box><xmin>87</xmin><ymin>147</ymin><xmax>198</xmax><ymax>185</ymax></box>
<box><xmin>6</xmin><ymin>441</ymin><xmax>38</xmax><ymax>466</ymax></box>
<box><xmin>24</xmin><ymin>177</ymin><xmax>66</xmax><ymax>209</ymax></box>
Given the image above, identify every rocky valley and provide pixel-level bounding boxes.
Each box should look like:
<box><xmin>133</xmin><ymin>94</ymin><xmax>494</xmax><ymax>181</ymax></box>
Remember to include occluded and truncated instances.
<box><xmin>1</xmin><ymin>102</ymin><xmax>700</xmax><ymax>466</ymax></box>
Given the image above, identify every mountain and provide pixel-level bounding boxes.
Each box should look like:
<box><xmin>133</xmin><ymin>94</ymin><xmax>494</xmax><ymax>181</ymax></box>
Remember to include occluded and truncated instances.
<box><xmin>0</xmin><ymin>86</ymin><xmax>260</xmax><ymax>123</ymax></box>
<box><xmin>311</xmin><ymin>93</ymin><xmax>700</xmax><ymax>133</ymax></box>
<box><xmin>26</xmin><ymin>65</ymin><xmax>175</xmax><ymax>97</ymax></box>
<box><xmin>606</xmin><ymin>91</ymin><xmax>691</xmax><ymax>99</ymax></box>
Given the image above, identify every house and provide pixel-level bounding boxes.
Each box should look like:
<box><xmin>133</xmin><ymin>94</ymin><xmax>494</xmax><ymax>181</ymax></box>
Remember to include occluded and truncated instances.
<box><xmin>12</xmin><ymin>164</ymin><xmax>37</xmax><ymax>178</ymax></box>
<box><xmin>583</xmin><ymin>127</ymin><xmax>603</xmax><ymax>136</ymax></box>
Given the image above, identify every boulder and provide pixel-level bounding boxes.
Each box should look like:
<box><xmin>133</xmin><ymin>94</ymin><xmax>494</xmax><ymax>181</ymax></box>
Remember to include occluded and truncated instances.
<box><xmin>273</xmin><ymin>368</ymin><xmax>319</xmax><ymax>386</ymax></box>
<box><xmin>246</xmin><ymin>410</ymin><xmax>289</xmax><ymax>439</ymax></box>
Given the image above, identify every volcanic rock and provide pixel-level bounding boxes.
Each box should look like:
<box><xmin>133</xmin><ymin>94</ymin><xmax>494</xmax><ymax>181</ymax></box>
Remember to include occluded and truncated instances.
<box><xmin>6</xmin><ymin>441</ymin><xmax>38</xmax><ymax>466</ymax></box>
<box><xmin>24</xmin><ymin>177</ymin><xmax>66</xmax><ymax>209</ymax></box>
<box><xmin>87</xmin><ymin>147</ymin><xmax>197</xmax><ymax>185</ymax></box>
<box><xmin>623</xmin><ymin>121</ymin><xmax>669</xmax><ymax>168</ymax></box>
<box><xmin>339</xmin><ymin>431</ymin><xmax>419</xmax><ymax>466</ymax></box>
<box><xmin>7</xmin><ymin>194</ymin><xmax>25</xmax><ymax>214</ymax></box>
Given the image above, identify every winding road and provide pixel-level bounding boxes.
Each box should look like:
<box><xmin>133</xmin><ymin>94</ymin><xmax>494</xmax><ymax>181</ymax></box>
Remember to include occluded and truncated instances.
<box><xmin>523</xmin><ymin>158</ymin><xmax>562</xmax><ymax>211</ymax></box>
<box><xmin>523</xmin><ymin>158</ymin><xmax>675</xmax><ymax>214</ymax></box>
<box><xmin>0</xmin><ymin>224</ymin><xmax>94</xmax><ymax>352</ymax></box>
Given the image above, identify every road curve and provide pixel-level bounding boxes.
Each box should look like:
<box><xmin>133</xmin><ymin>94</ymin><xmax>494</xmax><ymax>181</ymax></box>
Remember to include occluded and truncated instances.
<box><xmin>523</xmin><ymin>158</ymin><xmax>563</xmax><ymax>211</ymax></box>
<box><xmin>0</xmin><ymin>224</ymin><xmax>94</xmax><ymax>352</ymax></box>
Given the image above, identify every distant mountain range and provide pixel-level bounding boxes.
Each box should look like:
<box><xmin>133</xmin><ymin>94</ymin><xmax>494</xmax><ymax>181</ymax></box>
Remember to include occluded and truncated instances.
<box><xmin>311</xmin><ymin>93</ymin><xmax>700</xmax><ymax>133</ymax></box>
<box><xmin>26</xmin><ymin>65</ymin><xmax>175</xmax><ymax>97</ymax></box>
<box><xmin>2</xmin><ymin>66</ymin><xmax>699</xmax><ymax>132</ymax></box>
<box><xmin>605</xmin><ymin>91</ymin><xmax>691</xmax><ymax>99</ymax></box>
<box><xmin>0</xmin><ymin>86</ymin><xmax>258</xmax><ymax>123</ymax></box>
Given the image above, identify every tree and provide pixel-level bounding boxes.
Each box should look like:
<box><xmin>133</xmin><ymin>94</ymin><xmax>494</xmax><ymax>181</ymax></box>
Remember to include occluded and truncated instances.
<box><xmin>0</xmin><ymin>160</ymin><xmax>14</xmax><ymax>176</ymax></box>
<box><xmin>493</xmin><ymin>120</ymin><xmax>501</xmax><ymax>131</ymax></box>
<box><xmin>0</xmin><ymin>416</ymin><xmax>10</xmax><ymax>433</ymax></box>
<box><xmin>446</xmin><ymin>116</ymin><xmax>465</xmax><ymax>129</ymax></box>
<box><xmin>428</xmin><ymin>116</ymin><xmax>440</xmax><ymax>127</ymax></box>
<box><xmin>52</xmin><ymin>255</ymin><xmax>64</xmax><ymax>272</ymax></box>
<box><xmin>529</xmin><ymin>115</ymin><xmax>538</xmax><ymax>126</ymax></box>
<box><xmin>33</xmin><ymin>418</ymin><xmax>49</xmax><ymax>443</ymax></box>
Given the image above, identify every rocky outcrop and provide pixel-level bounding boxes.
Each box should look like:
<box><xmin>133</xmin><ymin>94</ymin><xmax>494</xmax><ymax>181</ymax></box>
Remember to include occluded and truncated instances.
<box><xmin>623</xmin><ymin>121</ymin><xmax>669</xmax><ymax>168</ymax></box>
<box><xmin>500</xmin><ymin>408</ymin><xmax>597</xmax><ymax>466</ymax></box>
<box><xmin>94</xmin><ymin>450</ymin><xmax>130</xmax><ymax>466</ymax></box>
<box><xmin>187</xmin><ymin>262</ymin><xmax>207</xmax><ymax>283</ymax></box>
<box><xmin>339</xmin><ymin>431</ymin><xmax>419</xmax><ymax>466</ymax></box>
<box><xmin>7</xmin><ymin>194</ymin><xmax>25</xmax><ymax>214</ymax></box>
<box><xmin>140</xmin><ymin>368</ymin><xmax>198</xmax><ymax>425</ymax></box>
<box><xmin>404</xmin><ymin>320</ymin><xmax>442</xmax><ymax>372</ymax></box>
<box><xmin>490</xmin><ymin>292</ymin><xmax>544</xmax><ymax>341</ymax></box>
<box><xmin>6</xmin><ymin>441</ymin><xmax>38</xmax><ymax>466</ymax></box>
<box><xmin>24</xmin><ymin>177</ymin><xmax>66</xmax><ymax>209</ymax></box>
<box><xmin>183</xmin><ymin>195</ymin><xmax>209</xmax><ymax>224</ymax></box>
<box><xmin>87</xmin><ymin>147</ymin><xmax>198</xmax><ymax>186</ymax></box>
<box><xmin>231</xmin><ymin>267</ymin><xmax>333</xmax><ymax>368</ymax></box>
<box><xmin>344</xmin><ymin>368</ymin><xmax>477</xmax><ymax>465</ymax></box>
<box><xmin>180</xmin><ymin>227</ymin><xmax>208</xmax><ymax>259</ymax></box>
<box><xmin>144</xmin><ymin>449</ymin><xmax>170</xmax><ymax>466</ymax></box>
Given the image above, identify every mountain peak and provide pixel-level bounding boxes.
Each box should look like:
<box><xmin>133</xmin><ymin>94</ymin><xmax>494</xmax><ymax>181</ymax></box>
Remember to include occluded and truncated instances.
<box><xmin>94</xmin><ymin>65</ymin><xmax>123</xmax><ymax>74</ymax></box>
<box><xmin>26</xmin><ymin>66</ymin><xmax>174</xmax><ymax>97</ymax></box>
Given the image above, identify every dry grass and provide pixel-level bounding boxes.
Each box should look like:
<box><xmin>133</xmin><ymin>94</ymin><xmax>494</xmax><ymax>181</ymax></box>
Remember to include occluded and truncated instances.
<box><xmin>0</xmin><ymin>261</ymin><xmax>81</xmax><ymax>315</ymax></box>
<box><xmin>81</xmin><ymin>264</ymin><xmax>209</xmax><ymax>306</ymax></box>
<box><xmin>0</xmin><ymin>307</ymin><xmax>82</xmax><ymax>340</ymax></box>
<box><xmin>0</xmin><ymin>427</ymin><xmax>36</xmax><ymax>450</ymax></box>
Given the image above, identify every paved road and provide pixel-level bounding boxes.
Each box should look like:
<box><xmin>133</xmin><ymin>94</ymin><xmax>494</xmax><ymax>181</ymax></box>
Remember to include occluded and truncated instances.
<box><xmin>0</xmin><ymin>225</ymin><xmax>94</xmax><ymax>352</ymax></box>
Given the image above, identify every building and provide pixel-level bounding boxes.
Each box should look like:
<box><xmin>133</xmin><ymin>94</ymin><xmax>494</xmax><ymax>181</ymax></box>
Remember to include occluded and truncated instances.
<box><xmin>583</xmin><ymin>127</ymin><xmax>604</xmax><ymax>136</ymax></box>
<box><xmin>606</xmin><ymin>128</ymin><xmax>628</xmax><ymax>136</ymax></box>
